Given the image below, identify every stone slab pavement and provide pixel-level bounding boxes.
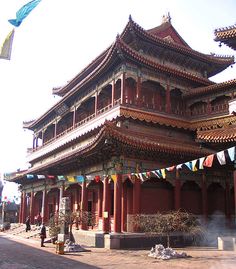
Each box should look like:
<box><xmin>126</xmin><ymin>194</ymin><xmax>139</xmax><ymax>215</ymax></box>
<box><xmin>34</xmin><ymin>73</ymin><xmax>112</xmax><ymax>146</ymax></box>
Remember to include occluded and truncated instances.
<box><xmin>1</xmin><ymin>232</ymin><xmax>236</xmax><ymax>269</ymax></box>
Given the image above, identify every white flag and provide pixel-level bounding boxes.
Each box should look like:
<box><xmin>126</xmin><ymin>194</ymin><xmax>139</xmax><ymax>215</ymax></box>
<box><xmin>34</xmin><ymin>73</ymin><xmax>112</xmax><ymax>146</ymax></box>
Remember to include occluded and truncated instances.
<box><xmin>216</xmin><ymin>150</ymin><xmax>226</xmax><ymax>165</ymax></box>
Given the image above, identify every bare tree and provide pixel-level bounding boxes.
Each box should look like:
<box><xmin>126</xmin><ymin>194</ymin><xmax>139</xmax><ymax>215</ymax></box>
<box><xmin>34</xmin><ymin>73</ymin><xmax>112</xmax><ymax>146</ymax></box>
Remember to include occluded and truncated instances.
<box><xmin>129</xmin><ymin>210</ymin><xmax>204</xmax><ymax>247</ymax></box>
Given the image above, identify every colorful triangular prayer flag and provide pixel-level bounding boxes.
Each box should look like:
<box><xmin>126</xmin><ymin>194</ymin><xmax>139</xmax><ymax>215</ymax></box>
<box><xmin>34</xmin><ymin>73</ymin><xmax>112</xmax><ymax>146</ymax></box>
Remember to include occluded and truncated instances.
<box><xmin>94</xmin><ymin>175</ymin><xmax>101</xmax><ymax>183</ymax></box>
<box><xmin>138</xmin><ymin>173</ymin><xmax>145</xmax><ymax>181</ymax></box>
<box><xmin>227</xmin><ymin>146</ymin><xmax>235</xmax><ymax>162</ymax></box>
<box><xmin>161</xmin><ymin>169</ymin><xmax>166</xmax><ymax>179</ymax></box>
<box><xmin>111</xmin><ymin>175</ymin><xmax>117</xmax><ymax>183</ymax></box>
<box><xmin>37</xmin><ymin>175</ymin><xmax>46</xmax><ymax>179</ymax></box>
<box><xmin>156</xmin><ymin>170</ymin><xmax>162</xmax><ymax>178</ymax></box>
<box><xmin>75</xmin><ymin>175</ymin><xmax>84</xmax><ymax>182</ymax></box>
<box><xmin>57</xmin><ymin>175</ymin><xmax>66</xmax><ymax>181</ymax></box>
<box><xmin>8</xmin><ymin>0</ymin><xmax>42</xmax><ymax>27</ymax></box>
<box><xmin>176</xmin><ymin>164</ymin><xmax>183</xmax><ymax>170</ymax></box>
<box><xmin>184</xmin><ymin>162</ymin><xmax>192</xmax><ymax>171</ymax></box>
<box><xmin>67</xmin><ymin>176</ymin><xmax>76</xmax><ymax>182</ymax></box>
<box><xmin>203</xmin><ymin>154</ymin><xmax>214</xmax><ymax>167</ymax></box>
<box><xmin>47</xmin><ymin>175</ymin><xmax>55</xmax><ymax>179</ymax></box>
<box><xmin>216</xmin><ymin>150</ymin><xmax>226</xmax><ymax>165</ymax></box>
<box><xmin>0</xmin><ymin>29</ymin><xmax>15</xmax><ymax>60</ymax></box>
<box><xmin>199</xmin><ymin>157</ymin><xmax>205</xmax><ymax>169</ymax></box>
<box><xmin>166</xmin><ymin>166</ymin><xmax>175</xmax><ymax>172</ymax></box>
<box><xmin>191</xmin><ymin>159</ymin><xmax>198</xmax><ymax>171</ymax></box>
<box><xmin>151</xmin><ymin>170</ymin><xmax>160</xmax><ymax>178</ymax></box>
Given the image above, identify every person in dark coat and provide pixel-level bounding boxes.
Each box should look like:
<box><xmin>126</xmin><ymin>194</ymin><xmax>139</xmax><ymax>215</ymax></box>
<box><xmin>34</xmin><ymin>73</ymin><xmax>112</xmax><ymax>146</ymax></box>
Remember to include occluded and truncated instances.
<box><xmin>39</xmin><ymin>223</ymin><xmax>46</xmax><ymax>247</ymax></box>
<box><xmin>25</xmin><ymin>216</ymin><xmax>31</xmax><ymax>232</ymax></box>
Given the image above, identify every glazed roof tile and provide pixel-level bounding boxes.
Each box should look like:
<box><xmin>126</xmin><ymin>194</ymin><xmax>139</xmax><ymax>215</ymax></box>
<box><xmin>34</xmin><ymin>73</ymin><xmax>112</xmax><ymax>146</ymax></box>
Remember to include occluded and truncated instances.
<box><xmin>215</xmin><ymin>24</ymin><xmax>236</xmax><ymax>40</ymax></box>
<box><xmin>120</xmin><ymin>107</ymin><xmax>191</xmax><ymax>130</ymax></box>
<box><xmin>214</xmin><ymin>24</ymin><xmax>236</xmax><ymax>50</ymax></box>
<box><xmin>183</xmin><ymin>78</ymin><xmax>236</xmax><ymax>98</ymax></box>
<box><xmin>54</xmin><ymin>18</ymin><xmax>233</xmax><ymax>97</ymax></box>
<box><xmin>121</xmin><ymin>18</ymin><xmax>234</xmax><ymax>69</ymax></box>
<box><xmin>197</xmin><ymin>124</ymin><xmax>236</xmax><ymax>143</ymax></box>
<box><xmin>14</xmin><ymin>122</ymin><xmax>212</xmax><ymax>179</ymax></box>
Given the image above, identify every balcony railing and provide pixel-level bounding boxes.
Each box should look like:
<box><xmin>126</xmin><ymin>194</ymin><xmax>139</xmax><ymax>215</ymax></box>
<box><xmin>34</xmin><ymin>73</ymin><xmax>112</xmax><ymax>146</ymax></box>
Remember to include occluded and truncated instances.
<box><xmin>30</xmin><ymin>98</ymin><xmax>230</xmax><ymax>159</ymax></box>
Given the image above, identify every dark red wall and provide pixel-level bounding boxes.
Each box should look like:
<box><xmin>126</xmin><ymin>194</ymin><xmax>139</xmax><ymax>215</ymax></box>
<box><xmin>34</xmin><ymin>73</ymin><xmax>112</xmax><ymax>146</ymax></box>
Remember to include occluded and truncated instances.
<box><xmin>181</xmin><ymin>181</ymin><xmax>202</xmax><ymax>214</ymax></box>
<box><xmin>141</xmin><ymin>179</ymin><xmax>174</xmax><ymax>214</ymax></box>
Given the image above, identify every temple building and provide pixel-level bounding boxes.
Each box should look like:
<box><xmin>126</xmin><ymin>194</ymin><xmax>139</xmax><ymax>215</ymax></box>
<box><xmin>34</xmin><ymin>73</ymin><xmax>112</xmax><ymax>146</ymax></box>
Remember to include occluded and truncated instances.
<box><xmin>8</xmin><ymin>15</ymin><xmax>236</xmax><ymax>248</ymax></box>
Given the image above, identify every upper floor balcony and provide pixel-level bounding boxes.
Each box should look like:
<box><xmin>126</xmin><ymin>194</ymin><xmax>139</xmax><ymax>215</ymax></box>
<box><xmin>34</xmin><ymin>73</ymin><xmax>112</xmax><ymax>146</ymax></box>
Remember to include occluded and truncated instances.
<box><xmin>28</xmin><ymin>75</ymin><xmax>233</xmax><ymax>163</ymax></box>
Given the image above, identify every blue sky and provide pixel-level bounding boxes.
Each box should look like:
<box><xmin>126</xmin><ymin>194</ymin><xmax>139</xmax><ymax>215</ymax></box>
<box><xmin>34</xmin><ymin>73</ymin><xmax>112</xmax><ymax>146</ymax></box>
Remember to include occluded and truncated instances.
<box><xmin>0</xmin><ymin>0</ymin><xmax>235</xmax><ymax>198</ymax></box>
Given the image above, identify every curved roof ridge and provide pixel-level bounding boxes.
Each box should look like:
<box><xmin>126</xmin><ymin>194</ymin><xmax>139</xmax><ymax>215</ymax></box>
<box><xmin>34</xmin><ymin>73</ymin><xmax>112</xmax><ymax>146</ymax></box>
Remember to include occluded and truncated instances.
<box><xmin>121</xmin><ymin>17</ymin><xmax>234</xmax><ymax>66</ymax></box>
<box><xmin>117</xmin><ymin>38</ymin><xmax>213</xmax><ymax>85</ymax></box>
<box><xmin>53</xmin><ymin>44</ymin><xmax>112</xmax><ymax>96</ymax></box>
<box><xmin>183</xmin><ymin>78</ymin><xmax>236</xmax><ymax>98</ymax></box>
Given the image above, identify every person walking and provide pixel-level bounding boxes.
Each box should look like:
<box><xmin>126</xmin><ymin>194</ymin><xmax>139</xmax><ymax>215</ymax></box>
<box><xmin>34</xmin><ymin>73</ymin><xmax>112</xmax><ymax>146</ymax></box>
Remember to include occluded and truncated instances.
<box><xmin>25</xmin><ymin>216</ymin><xmax>31</xmax><ymax>232</ymax></box>
<box><xmin>39</xmin><ymin>223</ymin><xmax>46</xmax><ymax>247</ymax></box>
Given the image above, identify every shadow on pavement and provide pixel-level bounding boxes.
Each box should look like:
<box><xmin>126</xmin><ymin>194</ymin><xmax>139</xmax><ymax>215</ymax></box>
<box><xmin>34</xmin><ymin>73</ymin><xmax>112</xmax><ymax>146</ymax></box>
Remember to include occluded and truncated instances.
<box><xmin>0</xmin><ymin>234</ymin><xmax>99</xmax><ymax>269</ymax></box>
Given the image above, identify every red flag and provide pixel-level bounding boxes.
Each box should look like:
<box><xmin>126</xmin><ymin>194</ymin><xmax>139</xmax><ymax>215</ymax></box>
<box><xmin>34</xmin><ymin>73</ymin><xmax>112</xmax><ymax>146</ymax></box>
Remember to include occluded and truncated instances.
<box><xmin>203</xmin><ymin>154</ymin><xmax>214</xmax><ymax>167</ymax></box>
<box><xmin>94</xmin><ymin>175</ymin><xmax>101</xmax><ymax>183</ymax></box>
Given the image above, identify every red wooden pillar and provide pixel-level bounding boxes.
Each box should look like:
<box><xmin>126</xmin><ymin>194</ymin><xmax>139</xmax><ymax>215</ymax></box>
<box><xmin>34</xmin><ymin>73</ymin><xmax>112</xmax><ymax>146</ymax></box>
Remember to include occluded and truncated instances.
<box><xmin>41</xmin><ymin>189</ymin><xmax>47</xmax><ymax>223</ymax></box>
<box><xmin>121</xmin><ymin>182</ymin><xmax>127</xmax><ymax>232</ymax></box>
<box><xmin>44</xmin><ymin>191</ymin><xmax>49</xmax><ymax>223</ymax></box>
<box><xmin>95</xmin><ymin>91</ymin><xmax>98</xmax><ymax>116</ymax></box>
<box><xmin>59</xmin><ymin>183</ymin><xmax>64</xmax><ymax>209</ymax></box>
<box><xmin>207</xmin><ymin>99</ymin><xmax>212</xmax><ymax>115</ymax></box>
<box><xmin>114</xmin><ymin>174</ymin><xmax>122</xmax><ymax>233</ymax></box>
<box><xmin>73</xmin><ymin>106</ymin><xmax>76</xmax><ymax>128</ymax></box>
<box><xmin>41</xmin><ymin>130</ymin><xmax>44</xmax><ymax>146</ymax></box>
<box><xmin>133</xmin><ymin>177</ymin><xmax>141</xmax><ymax>214</ymax></box>
<box><xmin>156</xmin><ymin>89</ymin><xmax>161</xmax><ymax>111</ymax></box>
<box><xmin>201</xmin><ymin>172</ymin><xmax>208</xmax><ymax>221</ymax></box>
<box><xmin>29</xmin><ymin>191</ymin><xmax>35</xmax><ymax>224</ymax></box>
<box><xmin>225</xmin><ymin>179</ymin><xmax>231</xmax><ymax>221</ymax></box>
<box><xmin>54</xmin><ymin>121</ymin><xmax>57</xmax><ymax>138</ymax></box>
<box><xmin>102</xmin><ymin>177</ymin><xmax>110</xmax><ymax>233</ymax></box>
<box><xmin>81</xmin><ymin>180</ymin><xmax>88</xmax><ymax>230</ymax></box>
<box><xmin>112</xmin><ymin>80</ymin><xmax>115</xmax><ymax>107</ymax></box>
<box><xmin>19</xmin><ymin>192</ymin><xmax>23</xmax><ymax>223</ymax></box>
<box><xmin>136</xmin><ymin>76</ymin><xmax>141</xmax><ymax>106</ymax></box>
<box><xmin>97</xmin><ymin>183</ymin><xmax>103</xmax><ymax>218</ymax></box>
<box><xmin>233</xmin><ymin>171</ymin><xmax>236</xmax><ymax>222</ymax></box>
<box><xmin>74</xmin><ymin>186</ymin><xmax>80</xmax><ymax>229</ymax></box>
<box><xmin>165</xmin><ymin>81</ymin><xmax>171</xmax><ymax>113</ymax></box>
<box><xmin>174</xmin><ymin>170</ymin><xmax>181</xmax><ymax>210</ymax></box>
<box><xmin>132</xmin><ymin>177</ymin><xmax>141</xmax><ymax>232</ymax></box>
<box><xmin>22</xmin><ymin>192</ymin><xmax>27</xmax><ymax>223</ymax></box>
<box><xmin>121</xmin><ymin>72</ymin><xmax>125</xmax><ymax>104</ymax></box>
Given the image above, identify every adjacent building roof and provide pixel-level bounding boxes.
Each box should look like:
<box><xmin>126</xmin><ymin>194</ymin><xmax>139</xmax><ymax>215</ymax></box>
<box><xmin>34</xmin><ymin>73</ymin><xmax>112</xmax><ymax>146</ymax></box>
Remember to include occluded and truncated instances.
<box><xmin>197</xmin><ymin>124</ymin><xmax>236</xmax><ymax>143</ymax></box>
<box><xmin>183</xmin><ymin>78</ymin><xmax>236</xmax><ymax>99</ymax></box>
<box><xmin>215</xmin><ymin>24</ymin><xmax>236</xmax><ymax>50</ymax></box>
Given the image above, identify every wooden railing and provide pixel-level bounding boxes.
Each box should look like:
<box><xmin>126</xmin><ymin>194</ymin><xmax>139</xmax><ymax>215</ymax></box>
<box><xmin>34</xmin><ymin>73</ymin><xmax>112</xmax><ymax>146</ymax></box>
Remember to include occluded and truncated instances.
<box><xmin>34</xmin><ymin>99</ymin><xmax>121</xmax><ymax>151</ymax></box>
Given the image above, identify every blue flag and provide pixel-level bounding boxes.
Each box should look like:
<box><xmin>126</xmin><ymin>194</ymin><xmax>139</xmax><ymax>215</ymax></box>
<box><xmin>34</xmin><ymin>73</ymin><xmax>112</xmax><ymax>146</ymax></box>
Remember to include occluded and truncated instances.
<box><xmin>8</xmin><ymin>0</ymin><xmax>41</xmax><ymax>27</ymax></box>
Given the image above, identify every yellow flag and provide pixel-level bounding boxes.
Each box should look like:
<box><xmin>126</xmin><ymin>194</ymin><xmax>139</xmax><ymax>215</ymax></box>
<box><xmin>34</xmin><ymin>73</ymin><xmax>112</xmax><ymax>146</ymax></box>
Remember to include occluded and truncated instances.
<box><xmin>0</xmin><ymin>29</ymin><xmax>15</xmax><ymax>60</ymax></box>
<box><xmin>67</xmin><ymin>176</ymin><xmax>75</xmax><ymax>182</ymax></box>
<box><xmin>161</xmin><ymin>168</ymin><xmax>166</xmax><ymax>179</ymax></box>
<box><xmin>111</xmin><ymin>175</ymin><xmax>117</xmax><ymax>183</ymax></box>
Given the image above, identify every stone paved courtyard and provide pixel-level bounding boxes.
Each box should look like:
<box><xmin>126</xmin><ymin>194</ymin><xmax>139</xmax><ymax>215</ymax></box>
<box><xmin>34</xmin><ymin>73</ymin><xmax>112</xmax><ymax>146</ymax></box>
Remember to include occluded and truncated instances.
<box><xmin>1</xmin><ymin>231</ymin><xmax>236</xmax><ymax>269</ymax></box>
